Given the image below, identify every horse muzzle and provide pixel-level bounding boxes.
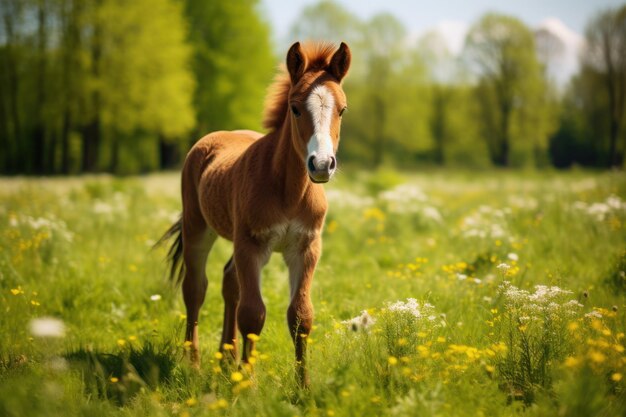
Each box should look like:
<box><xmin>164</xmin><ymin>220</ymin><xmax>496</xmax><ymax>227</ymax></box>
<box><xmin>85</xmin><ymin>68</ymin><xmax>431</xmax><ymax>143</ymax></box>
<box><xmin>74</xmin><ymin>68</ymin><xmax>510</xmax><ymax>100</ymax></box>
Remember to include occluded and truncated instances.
<box><xmin>307</xmin><ymin>154</ymin><xmax>337</xmax><ymax>183</ymax></box>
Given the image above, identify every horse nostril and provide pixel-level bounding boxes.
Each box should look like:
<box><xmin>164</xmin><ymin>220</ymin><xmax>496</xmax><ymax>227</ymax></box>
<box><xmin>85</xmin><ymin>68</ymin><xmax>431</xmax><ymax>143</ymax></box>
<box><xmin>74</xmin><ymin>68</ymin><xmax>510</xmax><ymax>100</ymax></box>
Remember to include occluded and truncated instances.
<box><xmin>307</xmin><ymin>156</ymin><xmax>316</xmax><ymax>172</ymax></box>
<box><xmin>329</xmin><ymin>156</ymin><xmax>337</xmax><ymax>171</ymax></box>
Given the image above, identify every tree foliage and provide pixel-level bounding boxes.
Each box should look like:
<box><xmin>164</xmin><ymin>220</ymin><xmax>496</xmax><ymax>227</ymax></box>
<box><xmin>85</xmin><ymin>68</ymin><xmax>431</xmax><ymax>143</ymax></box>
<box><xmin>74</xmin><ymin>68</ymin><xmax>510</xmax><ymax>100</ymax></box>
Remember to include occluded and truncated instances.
<box><xmin>0</xmin><ymin>0</ymin><xmax>623</xmax><ymax>174</ymax></box>
<box><xmin>581</xmin><ymin>4</ymin><xmax>626</xmax><ymax>167</ymax></box>
<box><xmin>185</xmin><ymin>0</ymin><xmax>275</xmax><ymax>136</ymax></box>
<box><xmin>465</xmin><ymin>13</ymin><xmax>557</xmax><ymax>167</ymax></box>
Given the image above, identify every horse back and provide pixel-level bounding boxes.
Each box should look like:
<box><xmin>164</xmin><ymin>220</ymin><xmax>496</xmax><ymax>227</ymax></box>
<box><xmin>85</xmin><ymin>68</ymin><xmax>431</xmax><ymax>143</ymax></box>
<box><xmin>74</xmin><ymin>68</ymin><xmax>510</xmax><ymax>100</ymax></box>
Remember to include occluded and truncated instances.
<box><xmin>182</xmin><ymin>130</ymin><xmax>263</xmax><ymax>240</ymax></box>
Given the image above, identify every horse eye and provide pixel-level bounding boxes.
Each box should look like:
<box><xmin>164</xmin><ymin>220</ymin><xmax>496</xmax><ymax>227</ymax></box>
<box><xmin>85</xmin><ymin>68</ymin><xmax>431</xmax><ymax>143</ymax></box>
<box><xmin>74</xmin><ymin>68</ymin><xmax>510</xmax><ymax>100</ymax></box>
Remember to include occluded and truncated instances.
<box><xmin>291</xmin><ymin>105</ymin><xmax>301</xmax><ymax>118</ymax></box>
<box><xmin>339</xmin><ymin>107</ymin><xmax>347</xmax><ymax>117</ymax></box>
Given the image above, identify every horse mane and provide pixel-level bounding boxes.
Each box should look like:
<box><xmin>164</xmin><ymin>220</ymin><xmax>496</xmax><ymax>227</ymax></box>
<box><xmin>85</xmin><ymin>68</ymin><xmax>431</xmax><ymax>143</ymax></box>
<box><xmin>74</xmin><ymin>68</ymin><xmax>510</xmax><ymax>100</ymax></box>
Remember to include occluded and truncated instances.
<box><xmin>263</xmin><ymin>42</ymin><xmax>338</xmax><ymax>132</ymax></box>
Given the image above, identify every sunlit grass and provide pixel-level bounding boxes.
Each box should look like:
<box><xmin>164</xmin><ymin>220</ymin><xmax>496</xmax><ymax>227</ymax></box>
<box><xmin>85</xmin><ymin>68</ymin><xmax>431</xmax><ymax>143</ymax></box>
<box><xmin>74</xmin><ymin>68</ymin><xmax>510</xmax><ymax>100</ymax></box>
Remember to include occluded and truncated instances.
<box><xmin>0</xmin><ymin>169</ymin><xmax>624</xmax><ymax>416</ymax></box>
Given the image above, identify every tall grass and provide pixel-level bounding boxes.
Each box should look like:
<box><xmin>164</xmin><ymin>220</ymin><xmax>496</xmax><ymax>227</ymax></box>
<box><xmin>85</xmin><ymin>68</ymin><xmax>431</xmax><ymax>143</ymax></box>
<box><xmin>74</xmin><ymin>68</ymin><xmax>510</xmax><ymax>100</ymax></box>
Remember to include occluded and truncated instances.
<box><xmin>1</xmin><ymin>169</ymin><xmax>624</xmax><ymax>416</ymax></box>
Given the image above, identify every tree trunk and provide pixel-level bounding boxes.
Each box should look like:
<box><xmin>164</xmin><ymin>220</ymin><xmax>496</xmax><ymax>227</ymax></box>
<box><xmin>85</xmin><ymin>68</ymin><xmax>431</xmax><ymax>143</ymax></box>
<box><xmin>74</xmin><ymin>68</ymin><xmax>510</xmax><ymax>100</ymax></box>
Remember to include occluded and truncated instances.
<box><xmin>32</xmin><ymin>0</ymin><xmax>48</xmax><ymax>174</ymax></box>
<box><xmin>61</xmin><ymin>110</ymin><xmax>71</xmax><ymax>174</ymax></box>
<box><xmin>159</xmin><ymin>135</ymin><xmax>180</xmax><ymax>169</ymax></box>
<box><xmin>82</xmin><ymin>1</ymin><xmax>102</xmax><ymax>173</ymax></box>
<box><xmin>2</xmin><ymin>7</ymin><xmax>22</xmax><ymax>173</ymax></box>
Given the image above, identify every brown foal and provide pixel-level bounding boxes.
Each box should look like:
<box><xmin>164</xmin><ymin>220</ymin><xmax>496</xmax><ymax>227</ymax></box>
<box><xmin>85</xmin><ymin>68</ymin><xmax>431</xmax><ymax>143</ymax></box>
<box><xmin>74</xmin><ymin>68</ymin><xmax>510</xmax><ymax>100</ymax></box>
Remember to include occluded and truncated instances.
<box><xmin>158</xmin><ymin>41</ymin><xmax>351</xmax><ymax>386</ymax></box>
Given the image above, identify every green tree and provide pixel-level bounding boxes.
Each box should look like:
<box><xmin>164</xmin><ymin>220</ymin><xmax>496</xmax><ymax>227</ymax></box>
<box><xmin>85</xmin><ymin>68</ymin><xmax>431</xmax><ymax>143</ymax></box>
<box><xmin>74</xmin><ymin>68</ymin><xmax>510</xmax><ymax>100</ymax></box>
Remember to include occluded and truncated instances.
<box><xmin>0</xmin><ymin>0</ymin><xmax>195</xmax><ymax>174</ymax></box>
<box><xmin>465</xmin><ymin>13</ymin><xmax>554</xmax><ymax>167</ymax></box>
<box><xmin>97</xmin><ymin>0</ymin><xmax>195</xmax><ymax>172</ymax></box>
<box><xmin>583</xmin><ymin>5</ymin><xmax>626</xmax><ymax>167</ymax></box>
<box><xmin>185</xmin><ymin>0</ymin><xmax>274</xmax><ymax>137</ymax></box>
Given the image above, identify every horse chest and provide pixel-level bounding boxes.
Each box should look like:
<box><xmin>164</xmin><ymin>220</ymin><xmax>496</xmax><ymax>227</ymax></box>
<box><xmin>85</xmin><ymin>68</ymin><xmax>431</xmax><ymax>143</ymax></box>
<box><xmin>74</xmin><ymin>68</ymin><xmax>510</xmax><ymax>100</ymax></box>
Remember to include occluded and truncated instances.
<box><xmin>253</xmin><ymin>221</ymin><xmax>315</xmax><ymax>252</ymax></box>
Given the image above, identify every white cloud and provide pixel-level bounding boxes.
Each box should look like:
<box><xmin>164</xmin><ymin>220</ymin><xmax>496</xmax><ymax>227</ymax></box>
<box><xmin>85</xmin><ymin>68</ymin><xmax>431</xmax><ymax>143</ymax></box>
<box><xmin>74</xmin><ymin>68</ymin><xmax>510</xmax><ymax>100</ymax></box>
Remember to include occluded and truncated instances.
<box><xmin>434</xmin><ymin>20</ymin><xmax>469</xmax><ymax>55</ymax></box>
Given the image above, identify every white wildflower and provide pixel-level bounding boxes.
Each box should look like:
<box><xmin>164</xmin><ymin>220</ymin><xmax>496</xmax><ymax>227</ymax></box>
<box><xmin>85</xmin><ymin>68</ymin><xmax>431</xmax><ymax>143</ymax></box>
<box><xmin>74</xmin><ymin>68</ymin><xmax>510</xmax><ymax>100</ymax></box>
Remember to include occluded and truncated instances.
<box><xmin>496</xmin><ymin>263</ymin><xmax>511</xmax><ymax>272</ymax></box>
<box><xmin>342</xmin><ymin>310</ymin><xmax>376</xmax><ymax>331</ymax></box>
<box><xmin>150</xmin><ymin>294</ymin><xmax>162</xmax><ymax>301</ymax></box>
<box><xmin>507</xmin><ymin>253</ymin><xmax>519</xmax><ymax>261</ymax></box>
<box><xmin>585</xmin><ymin>310</ymin><xmax>603</xmax><ymax>319</ymax></box>
<box><xmin>325</xmin><ymin>189</ymin><xmax>375</xmax><ymax>209</ymax></box>
<box><xmin>30</xmin><ymin>317</ymin><xmax>66</xmax><ymax>338</ymax></box>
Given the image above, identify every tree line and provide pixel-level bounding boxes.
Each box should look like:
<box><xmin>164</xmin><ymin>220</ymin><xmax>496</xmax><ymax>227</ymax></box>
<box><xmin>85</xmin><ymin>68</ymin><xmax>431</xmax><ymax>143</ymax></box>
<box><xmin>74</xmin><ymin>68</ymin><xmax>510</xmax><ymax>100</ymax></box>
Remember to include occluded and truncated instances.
<box><xmin>0</xmin><ymin>0</ymin><xmax>274</xmax><ymax>174</ymax></box>
<box><xmin>290</xmin><ymin>1</ymin><xmax>626</xmax><ymax>169</ymax></box>
<box><xmin>1</xmin><ymin>0</ymin><xmax>624</xmax><ymax>174</ymax></box>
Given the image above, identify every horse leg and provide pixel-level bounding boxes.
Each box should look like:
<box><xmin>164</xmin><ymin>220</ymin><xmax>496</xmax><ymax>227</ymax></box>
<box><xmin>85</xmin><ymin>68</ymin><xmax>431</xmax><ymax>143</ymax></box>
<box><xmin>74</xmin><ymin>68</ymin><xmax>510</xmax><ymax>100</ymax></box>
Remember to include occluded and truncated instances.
<box><xmin>220</xmin><ymin>256</ymin><xmax>239</xmax><ymax>360</ymax></box>
<box><xmin>283</xmin><ymin>235</ymin><xmax>320</xmax><ymax>387</ymax></box>
<box><xmin>233</xmin><ymin>236</ymin><xmax>270</xmax><ymax>365</ymax></box>
<box><xmin>182</xmin><ymin>225</ymin><xmax>217</xmax><ymax>367</ymax></box>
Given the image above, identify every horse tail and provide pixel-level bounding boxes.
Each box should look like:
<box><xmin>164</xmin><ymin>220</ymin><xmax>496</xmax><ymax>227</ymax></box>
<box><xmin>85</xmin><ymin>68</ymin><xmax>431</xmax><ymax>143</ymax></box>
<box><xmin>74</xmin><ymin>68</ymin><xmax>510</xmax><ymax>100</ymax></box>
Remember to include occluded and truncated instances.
<box><xmin>154</xmin><ymin>216</ymin><xmax>185</xmax><ymax>285</ymax></box>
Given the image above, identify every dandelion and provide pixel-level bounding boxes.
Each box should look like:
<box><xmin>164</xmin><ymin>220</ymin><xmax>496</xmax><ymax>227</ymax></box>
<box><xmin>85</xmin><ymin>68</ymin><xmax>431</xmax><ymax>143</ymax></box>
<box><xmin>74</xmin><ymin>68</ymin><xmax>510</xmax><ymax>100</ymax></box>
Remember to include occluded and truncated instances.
<box><xmin>567</xmin><ymin>321</ymin><xmax>580</xmax><ymax>332</ymax></box>
<box><xmin>183</xmin><ymin>341</ymin><xmax>193</xmax><ymax>349</ymax></box>
<box><xmin>117</xmin><ymin>339</ymin><xmax>126</xmax><ymax>347</ymax></box>
<box><xmin>230</xmin><ymin>371</ymin><xmax>244</xmax><ymax>382</ymax></box>
<box><xmin>29</xmin><ymin>317</ymin><xmax>66</xmax><ymax>338</ymax></box>
<box><xmin>588</xmin><ymin>351</ymin><xmax>606</xmax><ymax>364</ymax></box>
<box><xmin>185</xmin><ymin>398</ymin><xmax>197</xmax><ymax>407</ymax></box>
<box><xmin>388</xmin><ymin>356</ymin><xmax>398</xmax><ymax>365</ymax></box>
<box><xmin>214</xmin><ymin>352</ymin><xmax>224</xmax><ymax>360</ymax></box>
<box><xmin>110</xmin><ymin>377</ymin><xmax>119</xmax><ymax>383</ymax></box>
<box><xmin>247</xmin><ymin>333</ymin><xmax>260</xmax><ymax>342</ymax></box>
<box><xmin>222</xmin><ymin>343</ymin><xmax>234</xmax><ymax>351</ymax></box>
<box><xmin>612</xmin><ymin>373</ymin><xmax>623</xmax><ymax>382</ymax></box>
<box><xmin>564</xmin><ymin>356</ymin><xmax>581</xmax><ymax>368</ymax></box>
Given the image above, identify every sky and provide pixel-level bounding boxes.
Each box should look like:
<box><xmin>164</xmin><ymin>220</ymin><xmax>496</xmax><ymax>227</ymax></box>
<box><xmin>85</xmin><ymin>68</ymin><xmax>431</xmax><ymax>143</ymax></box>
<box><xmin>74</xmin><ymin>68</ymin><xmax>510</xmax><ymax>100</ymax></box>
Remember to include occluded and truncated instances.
<box><xmin>259</xmin><ymin>0</ymin><xmax>625</xmax><ymax>83</ymax></box>
<box><xmin>260</xmin><ymin>0</ymin><xmax>624</xmax><ymax>42</ymax></box>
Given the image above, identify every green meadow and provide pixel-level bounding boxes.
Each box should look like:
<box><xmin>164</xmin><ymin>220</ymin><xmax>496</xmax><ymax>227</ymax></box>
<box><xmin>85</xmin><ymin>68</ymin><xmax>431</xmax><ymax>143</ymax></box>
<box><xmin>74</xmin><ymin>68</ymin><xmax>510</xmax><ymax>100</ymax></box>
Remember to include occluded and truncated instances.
<box><xmin>1</xmin><ymin>169</ymin><xmax>625</xmax><ymax>416</ymax></box>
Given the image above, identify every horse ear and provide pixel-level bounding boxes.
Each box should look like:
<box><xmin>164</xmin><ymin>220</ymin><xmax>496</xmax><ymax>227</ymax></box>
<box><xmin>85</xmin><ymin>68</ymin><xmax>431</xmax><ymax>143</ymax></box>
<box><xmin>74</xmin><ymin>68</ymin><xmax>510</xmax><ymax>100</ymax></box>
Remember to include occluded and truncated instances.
<box><xmin>286</xmin><ymin>42</ymin><xmax>307</xmax><ymax>84</ymax></box>
<box><xmin>329</xmin><ymin>42</ymin><xmax>351</xmax><ymax>82</ymax></box>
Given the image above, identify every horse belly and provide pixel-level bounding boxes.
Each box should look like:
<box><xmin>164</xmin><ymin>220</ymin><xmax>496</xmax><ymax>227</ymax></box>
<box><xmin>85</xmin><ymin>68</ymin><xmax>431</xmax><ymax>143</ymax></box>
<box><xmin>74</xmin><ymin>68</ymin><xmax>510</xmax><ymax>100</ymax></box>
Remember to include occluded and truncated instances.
<box><xmin>253</xmin><ymin>221</ymin><xmax>316</xmax><ymax>253</ymax></box>
<box><xmin>198</xmin><ymin>168</ymin><xmax>235</xmax><ymax>241</ymax></box>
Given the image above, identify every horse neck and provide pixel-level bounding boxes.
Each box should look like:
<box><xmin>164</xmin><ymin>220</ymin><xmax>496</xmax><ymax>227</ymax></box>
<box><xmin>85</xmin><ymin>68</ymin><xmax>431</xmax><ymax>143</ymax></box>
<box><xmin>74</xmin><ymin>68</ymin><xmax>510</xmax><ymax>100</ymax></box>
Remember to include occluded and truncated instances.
<box><xmin>270</xmin><ymin>117</ymin><xmax>312</xmax><ymax>206</ymax></box>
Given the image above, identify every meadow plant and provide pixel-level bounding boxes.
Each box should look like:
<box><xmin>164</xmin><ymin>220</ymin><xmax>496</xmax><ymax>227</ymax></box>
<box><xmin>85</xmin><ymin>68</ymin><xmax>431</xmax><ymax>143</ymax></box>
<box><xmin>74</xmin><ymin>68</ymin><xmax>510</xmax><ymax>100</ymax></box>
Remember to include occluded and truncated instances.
<box><xmin>493</xmin><ymin>281</ymin><xmax>584</xmax><ymax>403</ymax></box>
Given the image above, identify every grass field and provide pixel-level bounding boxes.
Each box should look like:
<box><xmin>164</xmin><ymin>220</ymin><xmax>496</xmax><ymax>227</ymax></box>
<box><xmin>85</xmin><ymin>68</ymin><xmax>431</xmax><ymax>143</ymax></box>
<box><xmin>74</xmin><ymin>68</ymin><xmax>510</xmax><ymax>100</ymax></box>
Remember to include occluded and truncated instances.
<box><xmin>1</xmin><ymin>168</ymin><xmax>625</xmax><ymax>416</ymax></box>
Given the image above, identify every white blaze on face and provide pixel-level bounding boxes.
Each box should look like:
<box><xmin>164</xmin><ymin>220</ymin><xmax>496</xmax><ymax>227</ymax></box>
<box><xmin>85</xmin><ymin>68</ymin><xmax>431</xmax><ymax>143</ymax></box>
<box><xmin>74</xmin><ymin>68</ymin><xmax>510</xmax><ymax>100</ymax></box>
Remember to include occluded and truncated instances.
<box><xmin>306</xmin><ymin>85</ymin><xmax>335</xmax><ymax>170</ymax></box>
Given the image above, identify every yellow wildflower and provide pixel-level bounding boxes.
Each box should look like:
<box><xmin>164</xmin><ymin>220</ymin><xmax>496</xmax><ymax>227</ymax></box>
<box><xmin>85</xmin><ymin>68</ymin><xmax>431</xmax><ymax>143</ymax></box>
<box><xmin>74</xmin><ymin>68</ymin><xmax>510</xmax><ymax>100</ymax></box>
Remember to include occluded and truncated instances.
<box><xmin>388</xmin><ymin>356</ymin><xmax>398</xmax><ymax>366</ymax></box>
<box><xmin>10</xmin><ymin>287</ymin><xmax>24</xmax><ymax>295</ymax></box>
<box><xmin>588</xmin><ymin>350</ymin><xmax>606</xmax><ymax>364</ymax></box>
<box><xmin>230</xmin><ymin>371</ymin><xmax>244</xmax><ymax>382</ymax></box>
<box><xmin>185</xmin><ymin>398</ymin><xmax>197</xmax><ymax>407</ymax></box>
<box><xmin>611</xmin><ymin>373</ymin><xmax>623</xmax><ymax>382</ymax></box>
<box><xmin>567</xmin><ymin>321</ymin><xmax>579</xmax><ymax>332</ymax></box>
<box><xmin>564</xmin><ymin>356</ymin><xmax>580</xmax><ymax>368</ymax></box>
<box><xmin>247</xmin><ymin>333</ymin><xmax>260</xmax><ymax>342</ymax></box>
<box><xmin>214</xmin><ymin>351</ymin><xmax>224</xmax><ymax>360</ymax></box>
<box><xmin>110</xmin><ymin>377</ymin><xmax>119</xmax><ymax>383</ymax></box>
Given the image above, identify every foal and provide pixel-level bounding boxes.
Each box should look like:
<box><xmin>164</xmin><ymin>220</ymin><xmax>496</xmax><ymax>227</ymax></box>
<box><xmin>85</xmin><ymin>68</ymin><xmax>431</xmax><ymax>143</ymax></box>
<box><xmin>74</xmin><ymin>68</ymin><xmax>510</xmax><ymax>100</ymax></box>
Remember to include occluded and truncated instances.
<box><xmin>159</xmin><ymin>42</ymin><xmax>351</xmax><ymax>385</ymax></box>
